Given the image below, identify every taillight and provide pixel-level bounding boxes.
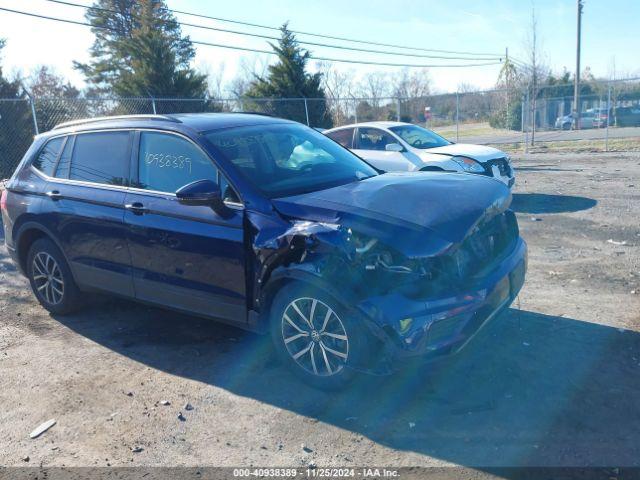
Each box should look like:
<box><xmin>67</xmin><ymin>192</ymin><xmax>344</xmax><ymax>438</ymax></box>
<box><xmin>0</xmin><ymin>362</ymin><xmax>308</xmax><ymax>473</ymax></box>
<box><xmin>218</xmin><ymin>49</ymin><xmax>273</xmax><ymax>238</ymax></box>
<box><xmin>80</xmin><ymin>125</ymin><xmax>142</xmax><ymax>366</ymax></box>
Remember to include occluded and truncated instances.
<box><xmin>0</xmin><ymin>189</ymin><xmax>7</xmax><ymax>212</ymax></box>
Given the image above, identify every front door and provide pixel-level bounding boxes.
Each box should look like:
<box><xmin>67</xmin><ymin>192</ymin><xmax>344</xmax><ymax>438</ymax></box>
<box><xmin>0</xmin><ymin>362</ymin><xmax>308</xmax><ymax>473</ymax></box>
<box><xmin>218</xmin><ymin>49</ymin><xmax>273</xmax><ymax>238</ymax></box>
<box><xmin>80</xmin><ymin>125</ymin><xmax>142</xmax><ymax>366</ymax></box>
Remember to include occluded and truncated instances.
<box><xmin>352</xmin><ymin>127</ymin><xmax>410</xmax><ymax>172</ymax></box>
<box><xmin>124</xmin><ymin>130</ymin><xmax>246</xmax><ymax>324</ymax></box>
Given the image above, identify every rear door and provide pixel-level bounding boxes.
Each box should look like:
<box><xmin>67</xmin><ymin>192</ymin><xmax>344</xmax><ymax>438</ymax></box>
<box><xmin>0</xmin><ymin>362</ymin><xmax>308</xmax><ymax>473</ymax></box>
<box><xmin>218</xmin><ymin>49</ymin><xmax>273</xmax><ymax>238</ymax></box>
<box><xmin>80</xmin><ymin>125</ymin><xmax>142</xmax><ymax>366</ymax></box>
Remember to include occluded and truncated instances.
<box><xmin>123</xmin><ymin>130</ymin><xmax>246</xmax><ymax>324</ymax></box>
<box><xmin>351</xmin><ymin>127</ymin><xmax>410</xmax><ymax>172</ymax></box>
<box><xmin>41</xmin><ymin>130</ymin><xmax>134</xmax><ymax>296</ymax></box>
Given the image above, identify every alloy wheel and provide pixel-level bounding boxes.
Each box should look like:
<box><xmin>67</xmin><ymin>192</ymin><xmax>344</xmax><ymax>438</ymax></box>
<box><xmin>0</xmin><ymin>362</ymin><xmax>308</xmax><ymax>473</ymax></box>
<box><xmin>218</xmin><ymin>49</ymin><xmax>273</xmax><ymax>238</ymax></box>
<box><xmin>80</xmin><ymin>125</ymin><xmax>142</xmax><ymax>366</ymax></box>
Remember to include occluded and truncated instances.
<box><xmin>32</xmin><ymin>252</ymin><xmax>64</xmax><ymax>305</ymax></box>
<box><xmin>281</xmin><ymin>297</ymin><xmax>349</xmax><ymax>377</ymax></box>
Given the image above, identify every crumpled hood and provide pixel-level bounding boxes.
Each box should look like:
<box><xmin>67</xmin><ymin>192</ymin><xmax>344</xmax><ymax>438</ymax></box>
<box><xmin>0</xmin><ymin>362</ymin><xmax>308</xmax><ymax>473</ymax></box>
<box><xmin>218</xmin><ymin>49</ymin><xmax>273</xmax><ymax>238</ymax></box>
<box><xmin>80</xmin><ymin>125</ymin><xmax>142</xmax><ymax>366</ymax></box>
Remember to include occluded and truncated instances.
<box><xmin>422</xmin><ymin>143</ymin><xmax>506</xmax><ymax>163</ymax></box>
<box><xmin>272</xmin><ymin>172</ymin><xmax>512</xmax><ymax>257</ymax></box>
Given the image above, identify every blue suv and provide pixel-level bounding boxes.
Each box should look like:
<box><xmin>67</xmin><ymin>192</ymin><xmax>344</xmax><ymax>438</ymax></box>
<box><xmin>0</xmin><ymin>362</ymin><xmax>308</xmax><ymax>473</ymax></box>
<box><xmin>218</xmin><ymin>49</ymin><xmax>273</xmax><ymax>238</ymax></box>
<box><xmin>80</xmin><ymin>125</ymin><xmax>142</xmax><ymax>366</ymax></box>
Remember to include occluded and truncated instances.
<box><xmin>1</xmin><ymin>114</ymin><xmax>527</xmax><ymax>388</ymax></box>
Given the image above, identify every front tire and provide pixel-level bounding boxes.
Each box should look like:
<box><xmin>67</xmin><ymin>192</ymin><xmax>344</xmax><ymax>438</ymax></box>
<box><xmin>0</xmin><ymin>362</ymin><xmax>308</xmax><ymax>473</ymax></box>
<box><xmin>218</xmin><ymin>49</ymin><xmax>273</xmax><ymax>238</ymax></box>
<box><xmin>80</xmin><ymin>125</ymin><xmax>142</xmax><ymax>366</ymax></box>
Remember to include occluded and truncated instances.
<box><xmin>27</xmin><ymin>238</ymin><xmax>82</xmax><ymax>315</ymax></box>
<box><xmin>269</xmin><ymin>282</ymin><xmax>364</xmax><ymax>389</ymax></box>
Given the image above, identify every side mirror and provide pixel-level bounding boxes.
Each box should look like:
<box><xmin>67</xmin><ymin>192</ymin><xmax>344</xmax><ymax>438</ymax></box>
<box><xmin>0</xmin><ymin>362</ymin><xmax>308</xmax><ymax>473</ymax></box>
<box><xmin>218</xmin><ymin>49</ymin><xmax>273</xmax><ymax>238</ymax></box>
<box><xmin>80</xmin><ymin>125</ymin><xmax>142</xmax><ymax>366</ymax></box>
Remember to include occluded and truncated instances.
<box><xmin>176</xmin><ymin>179</ymin><xmax>227</xmax><ymax>214</ymax></box>
<box><xmin>385</xmin><ymin>143</ymin><xmax>404</xmax><ymax>152</ymax></box>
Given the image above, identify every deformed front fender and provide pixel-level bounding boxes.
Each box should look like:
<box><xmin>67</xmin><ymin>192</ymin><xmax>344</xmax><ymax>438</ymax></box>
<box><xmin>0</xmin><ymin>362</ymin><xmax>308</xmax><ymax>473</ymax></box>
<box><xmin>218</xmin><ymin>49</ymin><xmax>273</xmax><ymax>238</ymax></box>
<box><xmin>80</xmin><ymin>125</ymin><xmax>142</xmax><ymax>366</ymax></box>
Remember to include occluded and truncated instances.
<box><xmin>245</xmin><ymin>210</ymin><xmax>355</xmax><ymax>309</ymax></box>
<box><xmin>265</xmin><ymin>262</ymin><xmax>357</xmax><ymax>312</ymax></box>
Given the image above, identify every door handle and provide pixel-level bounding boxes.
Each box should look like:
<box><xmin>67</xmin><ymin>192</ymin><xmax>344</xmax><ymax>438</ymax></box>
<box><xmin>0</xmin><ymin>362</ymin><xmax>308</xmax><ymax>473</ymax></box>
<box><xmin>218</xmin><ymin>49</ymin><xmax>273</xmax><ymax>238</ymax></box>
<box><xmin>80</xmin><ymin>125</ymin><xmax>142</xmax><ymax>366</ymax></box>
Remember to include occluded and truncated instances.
<box><xmin>45</xmin><ymin>190</ymin><xmax>62</xmax><ymax>201</ymax></box>
<box><xmin>125</xmin><ymin>202</ymin><xmax>148</xmax><ymax>215</ymax></box>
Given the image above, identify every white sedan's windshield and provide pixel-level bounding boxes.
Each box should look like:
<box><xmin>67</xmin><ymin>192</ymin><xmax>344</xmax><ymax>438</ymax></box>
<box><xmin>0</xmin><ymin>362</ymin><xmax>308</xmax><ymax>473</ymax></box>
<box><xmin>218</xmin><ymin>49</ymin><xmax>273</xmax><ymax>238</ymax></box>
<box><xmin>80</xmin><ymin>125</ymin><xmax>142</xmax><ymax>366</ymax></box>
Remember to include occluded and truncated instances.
<box><xmin>389</xmin><ymin>124</ymin><xmax>451</xmax><ymax>149</ymax></box>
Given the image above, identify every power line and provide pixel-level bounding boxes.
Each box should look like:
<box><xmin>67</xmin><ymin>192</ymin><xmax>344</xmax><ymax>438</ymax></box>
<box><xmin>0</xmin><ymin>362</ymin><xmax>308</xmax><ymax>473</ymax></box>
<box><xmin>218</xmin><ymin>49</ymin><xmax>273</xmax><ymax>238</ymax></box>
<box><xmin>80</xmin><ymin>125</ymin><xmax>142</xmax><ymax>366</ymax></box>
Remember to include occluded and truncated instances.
<box><xmin>0</xmin><ymin>7</ymin><xmax>503</xmax><ymax>69</ymax></box>
<box><xmin>44</xmin><ymin>0</ymin><xmax>503</xmax><ymax>61</ymax></box>
<box><xmin>169</xmin><ymin>5</ymin><xmax>504</xmax><ymax>57</ymax></box>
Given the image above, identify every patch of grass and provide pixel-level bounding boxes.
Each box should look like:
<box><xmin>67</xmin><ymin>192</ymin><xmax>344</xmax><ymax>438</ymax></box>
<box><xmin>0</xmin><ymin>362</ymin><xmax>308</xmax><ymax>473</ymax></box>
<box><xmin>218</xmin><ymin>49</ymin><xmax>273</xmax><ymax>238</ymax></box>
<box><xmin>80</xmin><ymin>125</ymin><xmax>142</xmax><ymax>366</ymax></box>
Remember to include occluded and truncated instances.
<box><xmin>433</xmin><ymin>121</ymin><xmax>512</xmax><ymax>139</ymax></box>
<box><xmin>488</xmin><ymin>137</ymin><xmax>640</xmax><ymax>154</ymax></box>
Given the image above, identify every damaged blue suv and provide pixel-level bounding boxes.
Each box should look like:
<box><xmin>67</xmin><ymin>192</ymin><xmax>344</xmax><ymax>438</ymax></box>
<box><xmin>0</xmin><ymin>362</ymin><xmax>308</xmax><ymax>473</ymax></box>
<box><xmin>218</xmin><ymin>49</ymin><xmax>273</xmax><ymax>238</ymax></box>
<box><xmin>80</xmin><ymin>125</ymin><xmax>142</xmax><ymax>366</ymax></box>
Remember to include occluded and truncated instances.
<box><xmin>1</xmin><ymin>113</ymin><xmax>527</xmax><ymax>388</ymax></box>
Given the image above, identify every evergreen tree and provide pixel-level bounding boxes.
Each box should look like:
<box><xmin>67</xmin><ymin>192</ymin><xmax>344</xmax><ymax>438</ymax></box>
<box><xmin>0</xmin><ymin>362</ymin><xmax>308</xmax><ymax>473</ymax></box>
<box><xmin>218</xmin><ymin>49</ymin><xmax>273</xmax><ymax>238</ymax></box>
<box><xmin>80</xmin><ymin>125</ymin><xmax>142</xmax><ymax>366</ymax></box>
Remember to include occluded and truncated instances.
<box><xmin>245</xmin><ymin>24</ymin><xmax>332</xmax><ymax>128</ymax></box>
<box><xmin>0</xmin><ymin>39</ymin><xmax>33</xmax><ymax>179</ymax></box>
<box><xmin>75</xmin><ymin>0</ymin><xmax>207</xmax><ymax>98</ymax></box>
<box><xmin>490</xmin><ymin>58</ymin><xmax>522</xmax><ymax>131</ymax></box>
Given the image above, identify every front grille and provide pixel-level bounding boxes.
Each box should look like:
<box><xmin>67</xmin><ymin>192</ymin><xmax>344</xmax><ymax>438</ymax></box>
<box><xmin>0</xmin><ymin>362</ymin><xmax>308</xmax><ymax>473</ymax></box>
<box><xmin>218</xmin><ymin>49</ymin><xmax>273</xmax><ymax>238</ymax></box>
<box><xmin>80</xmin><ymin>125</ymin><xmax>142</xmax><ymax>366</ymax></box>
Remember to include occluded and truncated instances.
<box><xmin>446</xmin><ymin>210</ymin><xmax>518</xmax><ymax>281</ymax></box>
<box><xmin>485</xmin><ymin>158</ymin><xmax>512</xmax><ymax>177</ymax></box>
<box><xmin>396</xmin><ymin>211</ymin><xmax>519</xmax><ymax>299</ymax></box>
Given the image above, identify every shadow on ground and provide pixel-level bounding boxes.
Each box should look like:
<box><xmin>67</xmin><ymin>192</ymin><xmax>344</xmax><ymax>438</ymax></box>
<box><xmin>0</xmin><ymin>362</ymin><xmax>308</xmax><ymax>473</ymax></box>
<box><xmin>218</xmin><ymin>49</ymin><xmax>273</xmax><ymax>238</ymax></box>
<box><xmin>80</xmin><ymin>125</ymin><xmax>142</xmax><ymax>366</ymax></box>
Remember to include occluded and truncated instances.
<box><xmin>52</xmin><ymin>302</ymin><xmax>640</xmax><ymax>467</ymax></box>
<box><xmin>511</xmin><ymin>193</ymin><xmax>597</xmax><ymax>214</ymax></box>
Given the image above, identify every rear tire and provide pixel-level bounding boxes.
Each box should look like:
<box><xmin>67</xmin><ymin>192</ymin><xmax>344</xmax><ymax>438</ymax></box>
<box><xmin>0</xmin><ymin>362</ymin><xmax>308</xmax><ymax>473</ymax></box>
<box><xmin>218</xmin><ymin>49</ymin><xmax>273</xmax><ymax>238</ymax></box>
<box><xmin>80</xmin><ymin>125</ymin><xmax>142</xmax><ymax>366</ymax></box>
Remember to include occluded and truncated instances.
<box><xmin>269</xmin><ymin>282</ymin><xmax>367</xmax><ymax>389</ymax></box>
<box><xmin>27</xmin><ymin>238</ymin><xmax>82</xmax><ymax>315</ymax></box>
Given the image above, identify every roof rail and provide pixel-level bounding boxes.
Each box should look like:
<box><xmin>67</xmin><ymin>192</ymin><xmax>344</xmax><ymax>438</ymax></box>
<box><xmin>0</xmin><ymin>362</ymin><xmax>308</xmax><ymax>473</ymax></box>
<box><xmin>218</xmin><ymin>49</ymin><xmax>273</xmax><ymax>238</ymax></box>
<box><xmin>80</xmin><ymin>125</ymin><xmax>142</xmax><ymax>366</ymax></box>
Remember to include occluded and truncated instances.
<box><xmin>53</xmin><ymin>114</ymin><xmax>182</xmax><ymax>130</ymax></box>
<box><xmin>235</xmin><ymin>111</ymin><xmax>275</xmax><ymax>117</ymax></box>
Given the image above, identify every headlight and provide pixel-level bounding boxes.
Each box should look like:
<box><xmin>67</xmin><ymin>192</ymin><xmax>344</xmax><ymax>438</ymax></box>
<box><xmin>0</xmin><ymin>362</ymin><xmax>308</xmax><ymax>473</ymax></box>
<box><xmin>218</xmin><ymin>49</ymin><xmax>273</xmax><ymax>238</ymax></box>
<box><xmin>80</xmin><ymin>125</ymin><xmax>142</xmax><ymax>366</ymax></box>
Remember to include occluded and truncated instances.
<box><xmin>451</xmin><ymin>156</ymin><xmax>485</xmax><ymax>173</ymax></box>
<box><xmin>350</xmin><ymin>230</ymin><xmax>429</xmax><ymax>277</ymax></box>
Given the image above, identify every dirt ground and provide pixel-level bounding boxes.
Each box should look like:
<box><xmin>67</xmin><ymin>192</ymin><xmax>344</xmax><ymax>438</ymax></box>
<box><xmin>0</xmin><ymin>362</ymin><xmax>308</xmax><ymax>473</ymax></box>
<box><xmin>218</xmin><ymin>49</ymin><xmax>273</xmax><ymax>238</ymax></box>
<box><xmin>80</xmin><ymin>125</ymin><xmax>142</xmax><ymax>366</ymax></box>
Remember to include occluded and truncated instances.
<box><xmin>1</xmin><ymin>151</ymin><xmax>639</xmax><ymax>469</ymax></box>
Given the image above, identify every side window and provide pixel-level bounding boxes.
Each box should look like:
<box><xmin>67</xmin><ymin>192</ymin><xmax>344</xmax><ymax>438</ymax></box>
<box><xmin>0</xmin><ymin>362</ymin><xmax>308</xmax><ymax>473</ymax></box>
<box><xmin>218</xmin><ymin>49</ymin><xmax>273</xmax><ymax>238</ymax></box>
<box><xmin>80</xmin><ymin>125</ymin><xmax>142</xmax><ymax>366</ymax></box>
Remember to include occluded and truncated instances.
<box><xmin>356</xmin><ymin>128</ymin><xmax>396</xmax><ymax>151</ymax></box>
<box><xmin>54</xmin><ymin>136</ymin><xmax>74</xmax><ymax>179</ymax></box>
<box><xmin>32</xmin><ymin>137</ymin><xmax>64</xmax><ymax>176</ymax></box>
<box><xmin>219</xmin><ymin>175</ymin><xmax>240</xmax><ymax>204</ymax></box>
<box><xmin>69</xmin><ymin>131</ymin><xmax>130</xmax><ymax>186</ymax></box>
<box><xmin>137</xmin><ymin>132</ymin><xmax>219</xmax><ymax>194</ymax></box>
<box><xmin>326</xmin><ymin>128</ymin><xmax>354</xmax><ymax>148</ymax></box>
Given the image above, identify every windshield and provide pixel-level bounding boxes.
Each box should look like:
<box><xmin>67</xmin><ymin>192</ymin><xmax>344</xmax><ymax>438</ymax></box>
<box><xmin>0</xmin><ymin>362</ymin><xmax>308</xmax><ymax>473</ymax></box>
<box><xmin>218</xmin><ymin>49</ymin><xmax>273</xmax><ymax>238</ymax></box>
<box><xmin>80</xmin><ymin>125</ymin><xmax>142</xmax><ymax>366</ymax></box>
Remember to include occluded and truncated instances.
<box><xmin>389</xmin><ymin>124</ymin><xmax>451</xmax><ymax>149</ymax></box>
<box><xmin>206</xmin><ymin>123</ymin><xmax>377</xmax><ymax>198</ymax></box>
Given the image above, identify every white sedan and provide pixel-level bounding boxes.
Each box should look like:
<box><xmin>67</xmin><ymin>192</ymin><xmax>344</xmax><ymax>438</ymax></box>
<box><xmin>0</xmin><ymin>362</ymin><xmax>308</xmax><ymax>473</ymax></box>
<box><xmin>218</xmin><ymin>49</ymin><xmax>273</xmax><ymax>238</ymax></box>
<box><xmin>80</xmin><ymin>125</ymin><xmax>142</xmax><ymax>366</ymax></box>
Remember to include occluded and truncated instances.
<box><xmin>324</xmin><ymin>122</ymin><xmax>515</xmax><ymax>188</ymax></box>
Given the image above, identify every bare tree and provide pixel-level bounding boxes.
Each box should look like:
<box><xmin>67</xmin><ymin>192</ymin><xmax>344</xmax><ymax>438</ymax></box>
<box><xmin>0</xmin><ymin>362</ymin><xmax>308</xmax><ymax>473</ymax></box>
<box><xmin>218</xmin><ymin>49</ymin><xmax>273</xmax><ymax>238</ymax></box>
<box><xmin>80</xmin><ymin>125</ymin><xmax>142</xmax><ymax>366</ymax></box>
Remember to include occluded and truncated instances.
<box><xmin>393</xmin><ymin>68</ymin><xmax>431</xmax><ymax>98</ymax></box>
<box><xmin>391</xmin><ymin>68</ymin><xmax>431</xmax><ymax>122</ymax></box>
<box><xmin>228</xmin><ymin>56</ymin><xmax>268</xmax><ymax>99</ymax></box>
<box><xmin>456</xmin><ymin>82</ymin><xmax>478</xmax><ymax>94</ymax></box>
<box><xmin>358</xmin><ymin>72</ymin><xmax>390</xmax><ymax>108</ymax></box>
<box><xmin>317</xmin><ymin>62</ymin><xmax>357</xmax><ymax>125</ymax></box>
<box><xmin>522</xmin><ymin>4</ymin><xmax>549</xmax><ymax>144</ymax></box>
<box><xmin>317</xmin><ymin>63</ymin><xmax>356</xmax><ymax>99</ymax></box>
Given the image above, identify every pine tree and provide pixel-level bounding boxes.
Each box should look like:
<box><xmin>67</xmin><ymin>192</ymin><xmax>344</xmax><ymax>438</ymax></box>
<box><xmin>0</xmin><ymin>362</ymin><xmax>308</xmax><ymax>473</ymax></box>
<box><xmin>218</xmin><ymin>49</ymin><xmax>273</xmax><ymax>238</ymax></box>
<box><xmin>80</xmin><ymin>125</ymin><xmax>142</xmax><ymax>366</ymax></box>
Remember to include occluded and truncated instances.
<box><xmin>75</xmin><ymin>0</ymin><xmax>207</xmax><ymax>98</ymax></box>
<box><xmin>245</xmin><ymin>24</ymin><xmax>332</xmax><ymax>128</ymax></box>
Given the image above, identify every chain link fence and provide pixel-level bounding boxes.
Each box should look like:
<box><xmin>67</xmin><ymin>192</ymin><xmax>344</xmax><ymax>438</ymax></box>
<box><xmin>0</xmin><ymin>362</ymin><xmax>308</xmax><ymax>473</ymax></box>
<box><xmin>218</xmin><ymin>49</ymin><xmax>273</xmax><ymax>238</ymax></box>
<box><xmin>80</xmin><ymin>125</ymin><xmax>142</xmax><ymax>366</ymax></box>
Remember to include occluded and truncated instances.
<box><xmin>2</xmin><ymin>77</ymin><xmax>640</xmax><ymax>179</ymax></box>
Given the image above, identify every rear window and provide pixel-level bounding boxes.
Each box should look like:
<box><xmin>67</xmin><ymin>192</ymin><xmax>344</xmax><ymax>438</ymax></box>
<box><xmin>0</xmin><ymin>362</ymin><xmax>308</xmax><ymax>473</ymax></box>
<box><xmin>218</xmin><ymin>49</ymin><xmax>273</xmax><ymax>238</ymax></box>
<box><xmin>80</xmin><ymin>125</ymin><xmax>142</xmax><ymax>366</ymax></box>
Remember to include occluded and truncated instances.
<box><xmin>32</xmin><ymin>137</ymin><xmax>64</xmax><ymax>176</ymax></box>
<box><xmin>69</xmin><ymin>131</ymin><xmax>131</xmax><ymax>186</ymax></box>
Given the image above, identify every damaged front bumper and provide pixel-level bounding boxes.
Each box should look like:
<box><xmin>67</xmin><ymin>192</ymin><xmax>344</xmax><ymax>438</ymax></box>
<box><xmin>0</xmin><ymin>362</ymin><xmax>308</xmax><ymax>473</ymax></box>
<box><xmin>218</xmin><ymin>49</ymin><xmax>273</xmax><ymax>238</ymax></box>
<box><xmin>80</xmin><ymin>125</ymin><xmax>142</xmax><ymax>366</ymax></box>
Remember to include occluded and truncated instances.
<box><xmin>356</xmin><ymin>237</ymin><xmax>527</xmax><ymax>373</ymax></box>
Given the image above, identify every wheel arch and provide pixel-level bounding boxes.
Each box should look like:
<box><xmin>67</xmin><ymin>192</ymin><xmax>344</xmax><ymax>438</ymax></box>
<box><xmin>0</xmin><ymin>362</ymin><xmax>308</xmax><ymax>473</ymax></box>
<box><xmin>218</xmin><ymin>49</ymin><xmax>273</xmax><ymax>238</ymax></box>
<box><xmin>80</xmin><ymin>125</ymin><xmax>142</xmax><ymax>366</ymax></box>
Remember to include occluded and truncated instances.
<box><xmin>258</xmin><ymin>267</ymin><xmax>357</xmax><ymax>332</ymax></box>
<box><xmin>14</xmin><ymin>222</ymin><xmax>71</xmax><ymax>278</ymax></box>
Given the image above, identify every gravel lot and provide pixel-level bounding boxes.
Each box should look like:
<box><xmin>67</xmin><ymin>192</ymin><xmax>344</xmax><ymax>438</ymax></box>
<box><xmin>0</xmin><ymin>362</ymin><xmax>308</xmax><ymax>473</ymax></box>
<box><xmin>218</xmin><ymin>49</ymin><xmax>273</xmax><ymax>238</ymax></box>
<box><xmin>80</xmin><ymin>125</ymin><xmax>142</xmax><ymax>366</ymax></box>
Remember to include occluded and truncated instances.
<box><xmin>1</xmin><ymin>151</ymin><xmax>639</xmax><ymax>469</ymax></box>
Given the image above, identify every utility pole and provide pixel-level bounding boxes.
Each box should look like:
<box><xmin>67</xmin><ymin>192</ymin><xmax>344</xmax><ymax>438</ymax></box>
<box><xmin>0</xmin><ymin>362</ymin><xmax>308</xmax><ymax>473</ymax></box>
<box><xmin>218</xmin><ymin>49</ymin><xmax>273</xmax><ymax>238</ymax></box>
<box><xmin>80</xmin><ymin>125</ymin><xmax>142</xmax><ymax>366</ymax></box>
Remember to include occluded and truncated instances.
<box><xmin>574</xmin><ymin>0</ymin><xmax>584</xmax><ymax>129</ymax></box>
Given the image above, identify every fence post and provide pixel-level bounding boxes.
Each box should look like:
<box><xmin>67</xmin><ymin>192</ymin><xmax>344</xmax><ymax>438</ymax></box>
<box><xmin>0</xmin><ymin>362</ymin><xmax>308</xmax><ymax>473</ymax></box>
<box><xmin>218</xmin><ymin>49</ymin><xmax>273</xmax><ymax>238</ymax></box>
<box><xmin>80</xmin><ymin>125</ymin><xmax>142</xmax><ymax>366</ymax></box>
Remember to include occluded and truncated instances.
<box><xmin>25</xmin><ymin>91</ymin><xmax>39</xmax><ymax>135</ymax></box>
<box><xmin>455</xmin><ymin>91</ymin><xmax>460</xmax><ymax>142</ymax></box>
<box><xmin>303</xmin><ymin>98</ymin><xmax>310</xmax><ymax>126</ymax></box>
<box><xmin>396</xmin><ymin>97</ymin><xmax>401</xmax><ymax>122</ymax></box>
<box><xmin>239</xmin><ymin>98</ymin><xmax>244</xmax><ymax>112</ymax></box>
<box><xmin>353</xmin><ymin>98</ymin><xmax>358</xmax><ymax>123</ymax></box>
<box><xmin>150</xmin><ymin>97</ymin><xmax>157</xmax><ymax>114</ymax></box>
<box><xmin>522</xmin><ymin>93</ymin><xmax>528</xmax><ymax>154</ymax></box>
<box><xmin>605</xmin><ymin>83</ymin><xmax>611</xmax><ymax>152</ymax></box>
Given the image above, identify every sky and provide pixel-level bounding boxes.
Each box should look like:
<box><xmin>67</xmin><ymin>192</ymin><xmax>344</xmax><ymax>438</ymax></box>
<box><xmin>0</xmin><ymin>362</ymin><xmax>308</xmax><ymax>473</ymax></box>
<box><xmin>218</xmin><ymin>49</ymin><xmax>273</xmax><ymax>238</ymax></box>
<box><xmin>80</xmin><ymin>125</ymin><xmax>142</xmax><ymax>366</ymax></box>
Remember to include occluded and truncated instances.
<box><xmin>0</xmin><ymin>0</ymin><xmax>638</xmax><ymax>96</ymax></box>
